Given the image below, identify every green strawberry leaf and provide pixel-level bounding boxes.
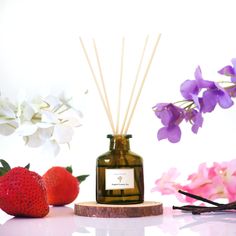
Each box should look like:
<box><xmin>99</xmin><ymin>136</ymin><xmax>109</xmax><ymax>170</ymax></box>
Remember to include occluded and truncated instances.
<box><xmin>66</xmin><ymin>166</ymin><xmax>73</xmax><ymax>174</ymax></box>
<box><xmin>24</xmin><ymin>163</ymin><xmax>30</xmax><ymax>170</ymax></box>
<box><xmin>0</xmin><ymin>167</ymin><xmax>8</xmax><ymax>176</ymax></box>
<box><xmin>77</xmin><ymin>175</ymin><xmax>89</xmax><ymax>183</ymax></box>
<box><xmin>0</xmin><ymin>159</ymin><xmax>11</xmax><ymax>172</ymax></box>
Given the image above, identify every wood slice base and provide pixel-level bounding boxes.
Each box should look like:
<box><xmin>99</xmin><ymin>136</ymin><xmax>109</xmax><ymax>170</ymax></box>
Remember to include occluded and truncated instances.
<box><xmin>74</xmin><ymin>201</ymin><xmax>163</xmax><ymax>218</ymax></box>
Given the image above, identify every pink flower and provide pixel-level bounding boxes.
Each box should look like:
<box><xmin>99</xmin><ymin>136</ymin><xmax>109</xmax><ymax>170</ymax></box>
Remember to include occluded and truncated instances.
<box><xmin>151</xmin><ymin>168</ymin><xmax>185</xmax><ymax>202</ymax></box>
<box><xmin>152</xmin><ymin>159</ymin><xmax>236</xmax><ymax>203</ymax></box>
<box><xmin>212</xmin><ymin>160</ymin><xmax>236</xmax><ymax>201</ymax></box>
<box><xmin>187</xmin><ymin>163</ymin><xmax>212</xmax><ymax>188</ymax></box>
<box><xmin>181</xmin><ymin>163</ymin><xmax>216</xmax><ymax>203</ymax></box>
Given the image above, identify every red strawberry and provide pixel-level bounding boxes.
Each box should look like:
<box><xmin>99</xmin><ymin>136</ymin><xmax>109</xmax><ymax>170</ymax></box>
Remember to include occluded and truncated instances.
<box><xmin>42</xmin><ymin>166</ymin><xmax>88</xmax><ymax>206</ymax></box>
<box><xmin>0</xmin><ymin>160</ymin><xmax>49</xmax><ymax>218</ymax></box>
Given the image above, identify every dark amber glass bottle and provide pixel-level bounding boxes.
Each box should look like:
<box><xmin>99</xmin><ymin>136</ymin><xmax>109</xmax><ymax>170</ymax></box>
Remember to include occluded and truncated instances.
<box><xmin>96</xmin><ymin>134</ymin><xmax>144</xmax><ymax>204</ymax></box>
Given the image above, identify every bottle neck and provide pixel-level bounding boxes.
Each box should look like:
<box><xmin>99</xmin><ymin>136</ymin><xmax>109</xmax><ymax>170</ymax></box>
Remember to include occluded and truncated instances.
<box><xmin>108</xmin><ymin>134</ymin><xmax>132</xmax><ymax>151</ymax></box>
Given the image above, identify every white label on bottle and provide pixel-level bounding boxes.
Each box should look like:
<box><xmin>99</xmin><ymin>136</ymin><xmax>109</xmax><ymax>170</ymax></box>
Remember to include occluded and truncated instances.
<box><xmin>105</xmin><ymin>168</ymin><xmax>134</xmax><ymax>190</ymax></box>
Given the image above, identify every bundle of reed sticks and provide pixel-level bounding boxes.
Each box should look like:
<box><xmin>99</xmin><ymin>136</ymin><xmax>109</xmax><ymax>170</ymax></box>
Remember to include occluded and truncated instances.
<box><xmin>79</xmin><ymin>35</ymin><xmax>161</xmax><ymax>135</ymax></box>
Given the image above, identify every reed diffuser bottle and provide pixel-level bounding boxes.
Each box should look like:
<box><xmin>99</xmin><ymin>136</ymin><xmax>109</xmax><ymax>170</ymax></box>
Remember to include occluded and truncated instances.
<box><xmin>96</xmin><ymin>134</ymin><xmax>144</xmax><ymax>204</ymax></box>
<box><xmin>80</xmin><ymin>36</ymin><xmax>161</xmax><ymax>205</ymax></box>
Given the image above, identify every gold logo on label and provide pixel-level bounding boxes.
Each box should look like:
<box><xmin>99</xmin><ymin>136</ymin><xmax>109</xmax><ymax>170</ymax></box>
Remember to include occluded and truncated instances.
<box><xmin>117</xmin><ymin>176</ymin><xmax>122</xmax><ymax>183</ymax></box>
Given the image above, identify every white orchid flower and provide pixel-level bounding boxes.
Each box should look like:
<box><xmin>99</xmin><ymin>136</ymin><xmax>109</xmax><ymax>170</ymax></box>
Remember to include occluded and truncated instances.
<box><xmin>0</xmin><ymin>93</ymin><xmax>83</xmax><ymax>156</ymax></box>
<box><xmin>0</xmin><ymin>97</ymin><xmax>18</xmax><ymax>135</ymax></box>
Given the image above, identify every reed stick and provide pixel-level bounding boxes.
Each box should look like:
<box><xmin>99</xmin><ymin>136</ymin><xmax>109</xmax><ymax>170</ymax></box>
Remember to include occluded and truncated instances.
<box><xmin>116</xmin><ymin>37</ymin><xmax>125</xmax><ymax>134</ymax></box>
<box><xmin>79</xmin><ymin>37</ymin><xmax>115</xmax><ymax>134</ymax></box>
<box><xmin>124</xmin><ymin>34</ymin><xmax>161</xmax><ymax>134</ymax></box>
<box><xmin>93</xmin><ymin>39</ymin><xmax>116</xmax><ymax>133</ymax></box>
<box><xmin>120</xmin><ymin>35</ymin><xmax>149</xmax><ymax>134</ymax></box>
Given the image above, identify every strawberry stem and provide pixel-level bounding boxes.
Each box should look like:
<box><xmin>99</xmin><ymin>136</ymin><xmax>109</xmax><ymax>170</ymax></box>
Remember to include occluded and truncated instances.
<box><xmin>24</xmin><ymin>163</ymin><xmax>30</xmax><ymax>170</ymax></box>
<box><xmin>0</xmin><ymin>159</ymin><xmax>11</xmax><ymax>171</ymax></box>
<box><xmin>77</xmin><ymin>175</ymin><xmax>89</xmax><ymax>183</ymax></box>
<box><xmin>0</xmin><ymin>159</ymin><xmax>11</xmax><ymax>176</ymax></box>
<box><xmin>66</xmin><ymin>166</ymin><xmax>73</xmax><ymax>174</ymax></box>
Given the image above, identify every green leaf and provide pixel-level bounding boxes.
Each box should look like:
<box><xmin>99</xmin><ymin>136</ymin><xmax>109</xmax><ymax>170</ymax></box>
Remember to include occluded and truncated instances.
<box><xmin>66</xmin><ymin>166</ymin><xmax>73</xmax><ymax>174</ymax></box>
<box><xmin>0</xmin><ymin>167</ymin><xmax>8</xmax><ymax>176</ymax></box>
<box><xmin>77</xmin><ymin>175</ymin><xmax>89</xmax><ymax>183</ymax></box>
<box><xmin>24</xmin><ymin>163</ymin><xmax>30</xmax><ymax>170</ymax></box>
<box><xmin>0</xmin><ymin>159</ymin><xmax>11</xmax><ymax>171</ymax></box>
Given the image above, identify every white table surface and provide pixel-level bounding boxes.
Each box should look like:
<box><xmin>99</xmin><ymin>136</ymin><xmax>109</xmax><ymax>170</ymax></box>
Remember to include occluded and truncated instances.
<box><xmin>0</xmin><ymin>206</ymin><xmax>236</xmax><ymax>236</ymax></box>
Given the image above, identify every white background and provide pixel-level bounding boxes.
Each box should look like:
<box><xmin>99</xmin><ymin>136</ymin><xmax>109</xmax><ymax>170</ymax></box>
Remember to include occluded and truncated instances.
<box><xmin>1</xmin><ymin>0</ymin><xmax>236</xmax><ymax>206</ymax></box>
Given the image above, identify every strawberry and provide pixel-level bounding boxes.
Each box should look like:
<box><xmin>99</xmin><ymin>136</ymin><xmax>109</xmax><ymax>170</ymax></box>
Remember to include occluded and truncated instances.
<box><xmin>0</xmin><ymin>160</ymin><xmax>49</xmax><ymax>218</ymax></box>
<box><xmin>42</xmin><ymin>166</ymin><xmax>88</xmax><ymax>206</ymax></box>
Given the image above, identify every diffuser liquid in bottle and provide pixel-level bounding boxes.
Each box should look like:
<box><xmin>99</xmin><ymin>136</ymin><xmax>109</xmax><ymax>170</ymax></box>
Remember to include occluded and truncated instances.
<box><xmin>96</xmin><ymin>134</ymin><xmax>144</xmax><ymax>204</ymax></box>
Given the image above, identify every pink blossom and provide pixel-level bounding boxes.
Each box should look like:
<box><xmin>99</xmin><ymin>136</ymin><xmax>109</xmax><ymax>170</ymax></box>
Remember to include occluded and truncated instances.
<box><xmin>152</xmin><ymin>159</ymin><xmax>236</xmax><ymax>203</ymax></box>
<box><xmin>212</xmin><ymin>160</ymin><xmax>236</xmax><ymax>201</ymax></box>
<box><xmin>187</xmin><ymin>163</ymin><xmax>212</xmax><ymax>189</ymax></box>
<box><xmin>151</xmin><ymin>168</ymin><xmax>185</xmax><ymax>202</ymax></box>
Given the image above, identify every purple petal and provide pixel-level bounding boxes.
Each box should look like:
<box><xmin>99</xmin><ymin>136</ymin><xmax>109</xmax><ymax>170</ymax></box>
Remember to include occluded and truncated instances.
<box><xmin>153</xmin><ymin>103</ymin><xmax>168</xmax><ymax>111</ymax></box>
<box><xmin>159</xmin><ymin>109</ymin><xmax>172</xmax><ymax>126</ymax></box>
<box><xmin>218</xmin><ymin>59</ymin><xmax>236</xmax><ymax>82</ymax></box>
<box><xmin>218</xmin><ymin>92</ymin><xmax>234</xmax><ymax>108</ymax></box>
<box><xmin>157</xmin><ymin>125</ymin><xmax>181</xmax><ymax>143</ymax></box>
<box><xmin>218</xmin><ymin>65</ymin><xmax>235</xmax><ymax>76</ymax></box>
<box><xmin>191</xmin><ymin>112</ymin><xmax>203</xmax><ymax>134</ymax></box>
<box><xmin>214</xmin><ymin>83</ymin><xmax>234</xmax><ymax>108</ymax></box>
<box><xmin>231</xmin><ymin>77</ymin><xmax>236</xmax><ymax>83</ymax></box>
<box><xmin>227</xmin><ymin>86</ymin><xmax>236</xmax><ymax>97</ymax></box>
<box><xmin>195</xmin><ymin>66</ymin><xmax>214</xmax><ymax>89</ymax></box>
<box><xmin>231</xmin><ymin>58</ymin><xmax>236</xmax><ymax>73</ymax></box>
<box><xmin>157</xmin><ymin>127</ymin><xmax>168</xmax><ymax>141</ymax></box>
<box><xmin>167</xmin><ymin>125</ymin><xmax>181</xmax><ymax>143</ymax></box>
<box><xmin>191</xmin><ymin>94</ymin><xmax>201</xmax><ymax>109</ymax></box>
<box><xmin>195</xmin><ymin>66</ymin><xmax>204</xmax><ymax>81</ymax></box>
<box><xmin>180</xmin><ymin>80</ymin><xmax>199</xmax><ymax>99</ymax></box>
<box><xmin>154</xmin><ymin>103</ymin><xmax>184</xmax><ymax>127</ymax></box>
<box><xmin>154</xmin><ymin>103</ymin><xmax>172</xmax><ymax>126</ymax></box>
<box><xmin>202</xmin><ymin>90</ymin><xmax>217</xmax><ymax>113</ymax></box>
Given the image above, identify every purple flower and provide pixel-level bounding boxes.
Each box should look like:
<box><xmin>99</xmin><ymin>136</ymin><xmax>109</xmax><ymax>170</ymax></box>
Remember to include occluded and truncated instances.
<box><xmin>226</xmin><ymin>86</ymin><xmax>236</xmax><ymax>98</ymax></box>
<box><xmin>180</xmin><ymin>66</ymin><xmax>214</xmax><ymax>100</ymax></box>
<box><xmin>181</xmin><ymin>66</ymin><xmax>233</xmax><ymax>113</ymax></box>
<box><xmin>185</xmin><ymin>109</ymin><xmax>203</xmax><ymax>134</ymax></box>
<box><xmin>154</xmin><ymin>59</ymin><xmax>236</xmax><ymax>144</ymax></box>
<box><xmin>201</xmin><ymin>83</ymin><xmax>233</xmax><ymax>113</ymax></box>
<box><xmin>218</xmin><ymin>58</ymin><xmax>236</xmax><ymax>82</ymax></box>
<box><xmin>153</xmin><ymin>103</ymin><xmax>184</xmax><ymax>126</ymax></box>
<box><xmin>180</xmin><ymin>79</ymin><xmax>199</xmax><ymax>100</ymax></box>
<box><xmin>157</xmin><ymin>125</ymin><xmax>181</xmax><ymax>143</ymax></box>
<box><xmin>153</xmin><ymin>103</ymin><xmax>184</xmax><ymax>143</ymax></box>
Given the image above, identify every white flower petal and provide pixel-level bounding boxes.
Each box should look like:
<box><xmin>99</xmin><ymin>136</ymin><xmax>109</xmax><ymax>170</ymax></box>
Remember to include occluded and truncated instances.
<box><xmin>37</xmin><ymin>122</ymin><xmax>54</xmax><ymax>128</ymax></box>
<box><xmin>0</xmin><ymin>118</ymin><xmax>16</xmax><ymax>124</ymax></box>
<box><xmin>20</xmin><ymin>102</ymin><xmax>36</xmax><ymax>121</ymax></box>
<box><xmin>53</xmin><ymin>125</ymin><xmax>73</xmax><ymax>144</ymax></box>
<box><xmin>0</xmin><ymin>105</ymin><xmax>16</xmax><ymax>118</ymax></box>
<box><xmin>0</xmin><ymin>123</ymin><xmax>16</xmax><ymax>135</ymax></box>
<box><xmin>23</xmin><ymin>131</ymin><xmax>44</xmax><ymax>147</ymax></box>
<box><xmin>41</xmin><ymin>110</ymin><xmax>58</xmax><ymax>124</ymax></box>
<box><xmin>44</xmin><ymin>95</ymin><xmax>61</xmax><ymax>109</ymax></box>
<box><xmin>38</xmin><ymin>127</ymin><xmax>53</xmax><ymax>140</ymax></box>
<box><xmin>16</xmin><ymin>123</ymin><xmax>38</xmax><ymax>136</ymax></box>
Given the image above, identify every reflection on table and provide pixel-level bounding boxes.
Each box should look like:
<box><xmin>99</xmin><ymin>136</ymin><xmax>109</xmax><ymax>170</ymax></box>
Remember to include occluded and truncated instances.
<box><xmin>1</xmin><ymin>206</ymin><xmax>236</xmax><ymax>236</ymax></box>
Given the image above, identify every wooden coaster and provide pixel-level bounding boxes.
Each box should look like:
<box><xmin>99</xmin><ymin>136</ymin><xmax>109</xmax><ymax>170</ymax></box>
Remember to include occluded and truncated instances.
<box><xmin>74</xmin><ymin>201</ymin><xmax>163</xmax><ymax>218</ymax></box>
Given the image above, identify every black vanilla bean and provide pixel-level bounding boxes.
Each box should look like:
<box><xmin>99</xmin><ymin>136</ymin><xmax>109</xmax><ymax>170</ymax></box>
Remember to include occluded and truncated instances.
<box><xmin>173</xmin><ymin>205</ymin><xmax>207</xmax><ymax>211</ymax></box>
<box><xmin>178</xmin><ymin>190</ymin><xmax>222</xmax><ymax>206</ymax></box>
<box><xmin>173</xmin><ymin>190</ymin><xmax>236</xmax><ymax>215</ymax></box>
<box><xmin>192</xmin><ymin>201</ymin><xmax>236</xmax><ymax>214</ymax></box>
